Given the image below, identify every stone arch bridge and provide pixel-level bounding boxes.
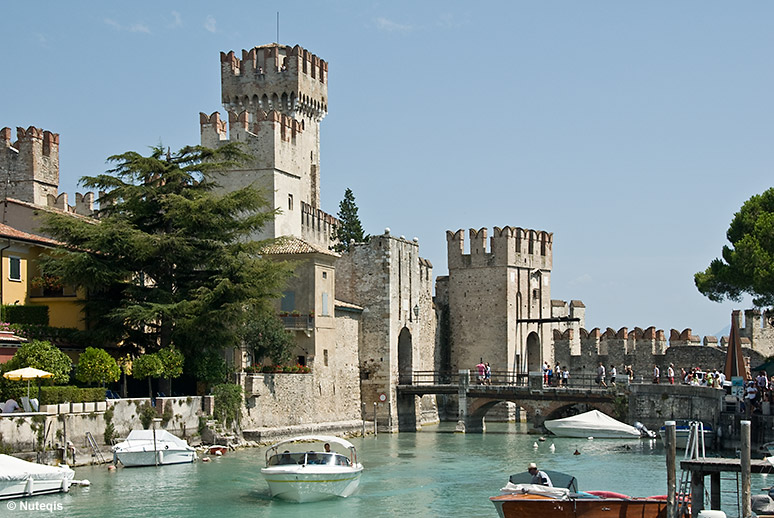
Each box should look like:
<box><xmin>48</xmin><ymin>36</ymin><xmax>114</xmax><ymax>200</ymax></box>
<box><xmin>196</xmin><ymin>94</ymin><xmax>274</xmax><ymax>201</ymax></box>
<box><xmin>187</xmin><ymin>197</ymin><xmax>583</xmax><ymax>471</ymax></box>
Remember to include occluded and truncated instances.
<box><xmin>396</xmin><ymin>370</ymin><xmax>619</xmax><ymax>433</ymax></box>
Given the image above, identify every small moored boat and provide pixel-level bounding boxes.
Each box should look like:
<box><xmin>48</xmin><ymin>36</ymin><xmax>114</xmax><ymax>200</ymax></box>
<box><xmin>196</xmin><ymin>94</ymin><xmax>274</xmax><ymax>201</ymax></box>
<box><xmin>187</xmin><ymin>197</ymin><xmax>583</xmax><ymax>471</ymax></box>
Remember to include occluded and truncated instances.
<box><xmin>659</xmin><ymin>421</ymin><xmax>714</xmax><ymax>450</ymax></box>
<box><xmin>261</xmin><ymin>435</ymin><xmax>363</xmax><ymax>502</ymax></box>
<box><xmin>544</xmin><ymin>410</ymin><xmax>643</xmax><ymax>438</ymax></box>
<box><xmin>112</xmin><ymin>429</ymin><xmax>197</xmax><ymax>467</ymax></box>
<box><xmin>0</xmin><ymin>454</ymin><xmax>75</xmax><ymax>500</ymax></box>
<box><xmin>490</xmin><ymin>470</ymin><xmax>673</xmax><ymax>518</ymax></box>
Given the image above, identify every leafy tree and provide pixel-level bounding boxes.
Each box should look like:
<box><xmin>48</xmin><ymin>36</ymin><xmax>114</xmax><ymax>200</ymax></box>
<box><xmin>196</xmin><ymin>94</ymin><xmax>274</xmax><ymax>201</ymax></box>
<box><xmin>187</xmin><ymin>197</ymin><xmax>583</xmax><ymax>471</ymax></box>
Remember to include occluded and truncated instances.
<box><xmin>2</xmin><ymin>340</ymin><xmax>71</xmax><ymax>384</ymax></box>
<box><xmin>696</xmin><ymin>188</ymin><xmax>774</xmax><ymax>307</ymax></box>
<box><xmin>332</xmin><ymin>188</ymin><xmax>369</xmax><ymax>252</ymax></box>
<box><xmin>0</xmin><ymin>340</ymin><xmax>71</xmax><ymax>401</ymax></box>
<box><xmin>189</xmin><ymin>350</ymin><xmax>230</xmax><ymax>386</ymax></box>
<box><xmin>75</xmin><ymin>347</ymin><xmax>120</xmax><ymax>386</ymax></box>
<box><xmin>40</xmin><ymin>143</ymin><xmax>293</xmax><ymax>370</ymax></box>
<box><xmin>242</xmin><ymin>310</ymin><xmax>294</xmax><ymax>366</ymax></box>
<box><xmin>157</xmin><ymin>347</ymin><xmax>184</xmax><ymax>394</ymax></box>
<box><xmin>132</xmin><ymin>353</ymin><xmax>164</xmax><ymax>399</ymax></box>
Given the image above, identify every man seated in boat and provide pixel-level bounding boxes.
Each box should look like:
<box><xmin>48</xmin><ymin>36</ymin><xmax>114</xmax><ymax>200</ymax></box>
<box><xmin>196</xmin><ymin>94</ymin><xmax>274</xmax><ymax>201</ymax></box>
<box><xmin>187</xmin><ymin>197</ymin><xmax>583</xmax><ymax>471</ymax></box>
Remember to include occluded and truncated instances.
<box><xmin>527</xmin><ymin>462</ymin><xmax>553</xmax><ymax>487</ymax></box>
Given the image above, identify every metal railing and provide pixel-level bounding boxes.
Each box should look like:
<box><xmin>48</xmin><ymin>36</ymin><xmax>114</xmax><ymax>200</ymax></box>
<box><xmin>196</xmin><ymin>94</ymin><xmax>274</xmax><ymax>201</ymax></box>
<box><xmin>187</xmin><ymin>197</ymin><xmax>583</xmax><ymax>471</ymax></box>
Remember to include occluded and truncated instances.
<box><xmin>400</xmin><ymin>370</ymin><xmax>624</xmax><ymax>390</ymax></box>
<box><xmin>279</xmin><ymin>315</ymin><xmax>314</xmax><ymax>331</ymax></box>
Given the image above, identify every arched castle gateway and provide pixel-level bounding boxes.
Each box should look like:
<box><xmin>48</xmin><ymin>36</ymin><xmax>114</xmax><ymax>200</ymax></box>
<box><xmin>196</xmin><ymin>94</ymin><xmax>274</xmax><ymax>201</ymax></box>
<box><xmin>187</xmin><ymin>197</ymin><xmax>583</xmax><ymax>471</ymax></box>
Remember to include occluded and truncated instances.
<box><xmin>435</xmin><ymin>226</ymin><xmax>583</xmax><ymax>377</ymax></box>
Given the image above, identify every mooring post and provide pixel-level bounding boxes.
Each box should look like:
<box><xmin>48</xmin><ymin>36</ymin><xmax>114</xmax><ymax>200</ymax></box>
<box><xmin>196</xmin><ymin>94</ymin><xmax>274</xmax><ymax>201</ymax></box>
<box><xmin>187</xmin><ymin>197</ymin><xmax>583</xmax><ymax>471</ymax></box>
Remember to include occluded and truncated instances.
<box><xmin>665</xmin><ymin>420</ymin><xmax>676</xmax><ymax>518</ymax></box>
<box><xmin>362</xmin><ymin>402</ymin><xmax>366</xmax><ymax>437</ymax></box>
<box><xmin>373</xmin><ymin>402</ymin><xmax>377</xmax><ymax>436</ymax></box>
<box><xmin>741</xmin><ymin>420</ymin><xmax>751</xmax><ymax>518</ymax></box>
<box><xmin>455</xmin><ymin>369</ymin><xmax>469</xmax><ymax>433</ymax></box>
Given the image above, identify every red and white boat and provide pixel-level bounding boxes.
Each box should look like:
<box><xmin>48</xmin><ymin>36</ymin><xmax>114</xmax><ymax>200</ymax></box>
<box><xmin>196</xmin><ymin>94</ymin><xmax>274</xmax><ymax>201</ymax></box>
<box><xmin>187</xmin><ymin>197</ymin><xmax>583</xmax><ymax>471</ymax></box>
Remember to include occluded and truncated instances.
<box><xmin>490</xmin><ymin>470</ymin><xmax>674</xmax><ymax>518</ymax></box>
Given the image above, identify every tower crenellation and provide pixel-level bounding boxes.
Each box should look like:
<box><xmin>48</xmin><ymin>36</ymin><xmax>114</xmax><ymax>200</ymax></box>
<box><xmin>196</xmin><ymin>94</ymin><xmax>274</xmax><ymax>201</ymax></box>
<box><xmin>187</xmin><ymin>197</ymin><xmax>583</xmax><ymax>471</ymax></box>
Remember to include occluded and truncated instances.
<box><xmin>445</xmin><ymin>226</ymin><xmax>553</xmax><ymax>271</ymax></box>
<box><xmin>0</xmin><ymin>124</ymin><xmax>94</xmax><ymax>216</ymax></box>
<box><xmin>220</xmin><ymin>44</ymin><xmax>327</xmax><ymax>122</ymax></box>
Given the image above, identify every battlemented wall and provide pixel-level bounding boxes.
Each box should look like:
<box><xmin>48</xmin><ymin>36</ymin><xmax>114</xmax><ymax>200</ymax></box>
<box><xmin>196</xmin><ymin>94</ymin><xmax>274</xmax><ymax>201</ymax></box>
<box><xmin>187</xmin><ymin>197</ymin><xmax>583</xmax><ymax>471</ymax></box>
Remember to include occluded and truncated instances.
<box><xmin>0</xmin><ymin>125</ymin><xmax>94</xmax><ymax>217</ymax></box>
<box><xmin>445</xmin><ymin>227</ymin><xmax>553</xmax><ymax>375</ymax></box>
<box><xmin>335</xmin><ymin>230</ymin><xmax>437</xmax><ymax>430</ymax></box>
<box><xmin>552</xmin><ymin>324</ymin><xmax>765</xmax><ymax>381</ymax></box>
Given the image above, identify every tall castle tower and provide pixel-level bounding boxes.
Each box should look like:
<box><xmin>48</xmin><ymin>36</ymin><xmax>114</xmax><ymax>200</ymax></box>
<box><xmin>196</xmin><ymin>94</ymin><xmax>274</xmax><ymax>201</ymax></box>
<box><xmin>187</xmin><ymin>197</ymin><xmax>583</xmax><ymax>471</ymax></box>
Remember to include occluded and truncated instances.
<box><xmin>200</xmin><ymin>44</ymin><xmax>334</xmax><ymax>246</ymax></box>
<box><xmin>0</xmin><ymin>126</ymin><xmax>60</xmax><ymax>206</ymax></box>
<box><xmin>442</xmin><ymin>226</ymin><xmax>554</xmax><ymax>375</ymax></box>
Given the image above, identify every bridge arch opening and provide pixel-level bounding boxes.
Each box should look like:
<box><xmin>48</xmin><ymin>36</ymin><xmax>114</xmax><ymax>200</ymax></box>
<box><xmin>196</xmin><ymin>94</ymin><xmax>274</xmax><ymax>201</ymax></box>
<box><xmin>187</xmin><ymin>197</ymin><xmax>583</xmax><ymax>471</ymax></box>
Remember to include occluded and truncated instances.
<box><xmin>398</xmin><ymin>327</ymin><xmax>412</xmax><ymax>384</ymax></box>
<box><xmin>526</xmin><ymin>332</ymin><xmax>541</xmax><ymax>373</ymax></box>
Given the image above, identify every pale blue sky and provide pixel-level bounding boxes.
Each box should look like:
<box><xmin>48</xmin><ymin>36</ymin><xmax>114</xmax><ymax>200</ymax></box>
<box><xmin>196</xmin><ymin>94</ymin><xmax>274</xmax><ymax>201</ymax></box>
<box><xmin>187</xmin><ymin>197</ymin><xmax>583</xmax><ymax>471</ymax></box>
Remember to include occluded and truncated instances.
<box><xmin>2</xmin><ymin>1</ymin><xmax>772</xmax><ymax>337</ymax></box>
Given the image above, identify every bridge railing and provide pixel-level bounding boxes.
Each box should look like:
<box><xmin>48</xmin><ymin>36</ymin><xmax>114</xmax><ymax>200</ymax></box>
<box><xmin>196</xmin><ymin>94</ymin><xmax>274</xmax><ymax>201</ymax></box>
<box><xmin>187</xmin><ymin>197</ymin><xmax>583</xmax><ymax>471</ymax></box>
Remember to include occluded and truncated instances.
<box><xmin>402</xmin><ymin>370</ymin><xmax>616</xmax><ymax>390</ymax></box>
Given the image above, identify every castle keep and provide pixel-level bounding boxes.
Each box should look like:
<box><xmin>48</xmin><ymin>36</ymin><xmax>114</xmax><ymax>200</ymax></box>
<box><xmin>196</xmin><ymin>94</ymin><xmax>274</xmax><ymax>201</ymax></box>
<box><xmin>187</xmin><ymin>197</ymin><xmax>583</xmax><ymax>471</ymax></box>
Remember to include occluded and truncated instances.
<box><xmin>200</xmin><ymin>44</ymin><xmax>333</xmax><ymax>249</ymax></box>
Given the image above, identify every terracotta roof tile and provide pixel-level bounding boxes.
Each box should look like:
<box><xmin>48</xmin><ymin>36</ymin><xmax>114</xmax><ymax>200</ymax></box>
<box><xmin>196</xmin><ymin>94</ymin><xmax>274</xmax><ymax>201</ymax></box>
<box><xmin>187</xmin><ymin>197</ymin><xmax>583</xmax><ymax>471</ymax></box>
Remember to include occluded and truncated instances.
<box><xmin>0</xmin><ymin>222</ymin><xmax>60</xmax><ymax>247</ymax></box>
<box><xmin>261</xmin><ymin>237</ymin><xmax>339</xmax><ymax>257</ymax></box>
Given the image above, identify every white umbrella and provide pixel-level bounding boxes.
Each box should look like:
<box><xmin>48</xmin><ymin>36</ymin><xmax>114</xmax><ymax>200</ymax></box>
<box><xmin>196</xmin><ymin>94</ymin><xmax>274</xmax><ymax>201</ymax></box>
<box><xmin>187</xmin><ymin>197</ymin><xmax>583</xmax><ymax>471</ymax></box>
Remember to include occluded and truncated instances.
<box><xmin>3</xmin><ymin>367</ymin><xmax>54</xmax><ymax>400</ymax></box>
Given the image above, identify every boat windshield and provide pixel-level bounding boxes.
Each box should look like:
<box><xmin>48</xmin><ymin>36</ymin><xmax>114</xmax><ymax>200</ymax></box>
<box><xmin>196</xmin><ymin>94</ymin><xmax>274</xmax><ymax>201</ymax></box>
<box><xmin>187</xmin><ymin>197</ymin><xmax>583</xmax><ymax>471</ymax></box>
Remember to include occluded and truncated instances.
<box><xmin>267</xmin><ymin>452</ymin><xmax>352</xmax><ymax>467</ymax></box>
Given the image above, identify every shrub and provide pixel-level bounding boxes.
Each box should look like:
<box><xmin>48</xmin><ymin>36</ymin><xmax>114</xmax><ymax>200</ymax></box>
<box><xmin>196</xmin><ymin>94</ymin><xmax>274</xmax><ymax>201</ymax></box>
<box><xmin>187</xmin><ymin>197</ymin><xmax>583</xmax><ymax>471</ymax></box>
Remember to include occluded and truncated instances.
<box><xmin>39</xmin><ymin>386</ymin><xmax>106</xmax><ymax>404</ymax></box>
<box><xmin>138</xmin><ymin>402</ymin><xmax>157</xmax><ymax>429</ymax></box>
<box><xmin>104</xmin><ymin>406</ymin><xmax>115</xmax><ymax>445</ymax></box>
<box><xmin>3</xmin><ymin>305</ymin><xmax>49</xmax><ymax>326</ymax></box>
<box><xmin>212</xmin><ymin>383</ymin><xmax>243</xmax><ymax>428</ymax></box>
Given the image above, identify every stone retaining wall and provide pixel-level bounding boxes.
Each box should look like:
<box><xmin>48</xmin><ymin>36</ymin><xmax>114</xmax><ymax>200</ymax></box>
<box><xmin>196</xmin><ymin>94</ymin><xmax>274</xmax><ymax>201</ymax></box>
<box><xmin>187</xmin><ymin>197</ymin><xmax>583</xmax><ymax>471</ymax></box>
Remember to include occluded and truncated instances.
<box><xmin>0</xmin><ymin>396</ymin><xmax>209</xmax><ymax>457</ymax></box>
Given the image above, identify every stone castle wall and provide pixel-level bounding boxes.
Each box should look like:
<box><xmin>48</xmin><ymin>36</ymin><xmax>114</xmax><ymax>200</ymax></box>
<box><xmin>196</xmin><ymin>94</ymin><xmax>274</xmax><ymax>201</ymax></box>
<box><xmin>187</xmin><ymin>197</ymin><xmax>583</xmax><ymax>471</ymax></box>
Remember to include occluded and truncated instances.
<box><xmin>336</xmin><ymin>230</ymin><xmax>438</xmax><ymax>430</ymax></box>
<box><xmin>0</xmin><ymin>125</ymin><xmax>93</xmax><ymax>216</ymax></box>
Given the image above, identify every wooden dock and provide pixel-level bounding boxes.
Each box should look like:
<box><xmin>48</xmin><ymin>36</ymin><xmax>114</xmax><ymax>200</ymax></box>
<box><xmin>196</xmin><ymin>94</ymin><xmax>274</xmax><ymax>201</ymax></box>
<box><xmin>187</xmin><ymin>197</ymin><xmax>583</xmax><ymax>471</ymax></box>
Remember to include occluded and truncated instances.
<box><xmin>679</xmin><ymin>458</ymin><xmax>774</xmax><ymax>513</ymax></box>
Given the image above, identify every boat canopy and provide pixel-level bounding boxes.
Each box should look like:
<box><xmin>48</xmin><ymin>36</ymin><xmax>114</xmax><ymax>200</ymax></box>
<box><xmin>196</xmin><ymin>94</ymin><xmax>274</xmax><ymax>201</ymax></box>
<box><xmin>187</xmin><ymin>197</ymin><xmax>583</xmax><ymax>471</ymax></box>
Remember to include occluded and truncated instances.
<box><xmin>266</xmin><ymin>435</ymin><xmax>357</xmax><ymax>452</ymax></box>
<box><xmin>509</xmin><ymin>470</ymin><xmax>578</xmax><ymax>492</ymax></box>
<box><xmin>265</xmin><ymin>435</ymin><xmax>358</xmax><ymax>464</ymax></box>
<box><xmin>120</xmin><ymin>430</ymin><xmax>193</xmax><ymax>450</ymax></box>
<box><xmin>0</xmin><ymin>454</ymin><xmax>74</xmax><ymax>482</ymax></box>
<box><xmin>544</xmin><ymin>410</ymin><xmax>640</xmax><ymax>437</ymax></box>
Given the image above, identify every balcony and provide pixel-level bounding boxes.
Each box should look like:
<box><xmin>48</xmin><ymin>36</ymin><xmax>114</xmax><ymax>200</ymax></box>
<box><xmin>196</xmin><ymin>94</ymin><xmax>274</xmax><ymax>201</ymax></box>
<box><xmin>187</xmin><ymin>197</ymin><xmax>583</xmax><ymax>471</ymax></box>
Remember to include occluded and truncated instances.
<box><xmin>280</xmin><ymin>315</ymin><xmax>314</xmax><ymax>331</ymax></box>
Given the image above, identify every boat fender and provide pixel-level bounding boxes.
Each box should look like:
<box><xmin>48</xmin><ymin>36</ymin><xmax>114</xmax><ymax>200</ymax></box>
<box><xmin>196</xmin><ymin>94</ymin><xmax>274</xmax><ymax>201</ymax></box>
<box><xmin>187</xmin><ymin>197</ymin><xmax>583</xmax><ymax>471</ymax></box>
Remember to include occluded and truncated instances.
<box><xmin>696</xmin><ymin>511</ymin><xmax>726</xmax><ymax>518</ymax></box>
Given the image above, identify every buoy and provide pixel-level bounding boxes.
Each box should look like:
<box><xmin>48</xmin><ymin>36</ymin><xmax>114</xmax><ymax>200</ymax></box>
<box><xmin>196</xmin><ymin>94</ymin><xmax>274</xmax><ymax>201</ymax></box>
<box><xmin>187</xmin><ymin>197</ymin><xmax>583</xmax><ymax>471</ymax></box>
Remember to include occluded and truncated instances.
<box><xmin>538</xmin><ymin>437</ymin><xmax>546</xmax><ymax>442</ymax></box>
<box><xmin>587</xmin><ymin>437</ymin><xmax>594</xmax><ymax>440</ymax></box>
<box><xmin>533</xmin><ymin>442</ymin><xmax>539</xmax><ymax>449</ymax></box>
<box><xmin>549</xmin><ymin>443</ymin><xmax>556</xmax><ymax>452</ymax></box>
<box><xmin>202</xmin><ymin>457</ymin><xmax>211</xmax><ymax>462</ymax></box>
<box><xmin>573</xmin><ymin>449</ymin><xmax>581</xmax><ymax>455</ymax></box>
<box><xmin>107</xmin><ymin>465</ymin><xmax>116</xmax><ymax>471</ymax></box>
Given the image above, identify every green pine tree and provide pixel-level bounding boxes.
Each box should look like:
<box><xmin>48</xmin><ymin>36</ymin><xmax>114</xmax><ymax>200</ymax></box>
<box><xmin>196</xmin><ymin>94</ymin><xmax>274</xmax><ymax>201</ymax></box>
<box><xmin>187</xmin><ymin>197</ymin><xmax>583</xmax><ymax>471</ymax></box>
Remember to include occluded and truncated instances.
<box><xmin>40</xmin><ymin>143</ymin><xmax>294</xmax><ymax>369</ymax></box>
<box><xmin>333</xmin><ymin>188</ymin><xmax>369</xmax><ymax>252</ymax></box>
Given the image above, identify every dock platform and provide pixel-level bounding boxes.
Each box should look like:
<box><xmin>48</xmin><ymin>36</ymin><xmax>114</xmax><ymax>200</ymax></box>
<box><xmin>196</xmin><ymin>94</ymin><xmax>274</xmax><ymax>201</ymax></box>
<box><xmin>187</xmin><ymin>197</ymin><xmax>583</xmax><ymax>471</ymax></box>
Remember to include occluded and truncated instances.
<box><xmin>680</xmin><ymin>458</ymin><xmax>774</xmax><ymax>514</ymax></box>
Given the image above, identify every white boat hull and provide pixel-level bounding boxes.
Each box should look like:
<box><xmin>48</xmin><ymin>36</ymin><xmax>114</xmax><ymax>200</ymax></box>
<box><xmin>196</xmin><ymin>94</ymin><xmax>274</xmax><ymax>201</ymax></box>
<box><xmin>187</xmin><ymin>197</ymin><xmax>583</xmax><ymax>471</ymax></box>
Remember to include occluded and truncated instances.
<box><xmin>261</xmin><ymin>466</ymin><xmax>363</xmax><ymax>502</ymax></box>
<box><xmin>115</xmin><ymin>449</ymin><xmax>196</xmax><ymax>467</ymax></box>
<box><xmin>544</xmin><ymin>427</ymin><xmax>640</xmax><ymax>438</ymax></box>
<box><xmin>0</xmin><ymin>474</ymin><xmax>73</xmax><ymax>500</ymax></box>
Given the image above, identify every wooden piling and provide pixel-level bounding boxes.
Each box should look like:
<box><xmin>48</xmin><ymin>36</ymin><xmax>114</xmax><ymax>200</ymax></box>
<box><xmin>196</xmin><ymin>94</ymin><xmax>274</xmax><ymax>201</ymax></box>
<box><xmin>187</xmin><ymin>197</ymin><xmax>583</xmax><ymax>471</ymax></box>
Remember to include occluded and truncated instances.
<box><xmin>742</xmin><ymin>420</ymin><xmax>751</xmax><ymax>518</ymax></box>
<box><xmin>665</xmin><ymin>420</ymin><xmax>676</xmax><ymax>518</ymax></box>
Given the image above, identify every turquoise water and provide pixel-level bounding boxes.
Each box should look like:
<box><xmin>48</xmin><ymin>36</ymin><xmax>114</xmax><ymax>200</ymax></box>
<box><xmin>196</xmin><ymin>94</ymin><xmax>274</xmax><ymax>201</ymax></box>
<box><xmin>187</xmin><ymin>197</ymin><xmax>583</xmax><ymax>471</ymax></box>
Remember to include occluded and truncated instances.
<box><xmin>13</xmin><ymin>422</ymin><xmax>768</xmax><ymax>518</ymax></box>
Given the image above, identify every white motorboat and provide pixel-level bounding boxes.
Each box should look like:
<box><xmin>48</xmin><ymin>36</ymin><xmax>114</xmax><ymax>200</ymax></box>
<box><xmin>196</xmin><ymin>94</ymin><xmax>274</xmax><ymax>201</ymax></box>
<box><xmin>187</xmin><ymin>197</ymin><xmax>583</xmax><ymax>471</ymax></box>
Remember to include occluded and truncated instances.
<box><xmin>0</xmin><ymin>454</ymin><xmax>75</xmax><ymax>499</ymax></box>
<box><xmin>261</xmin><ymin>434</ymin><xmax>363</xmax><ymax>502</ymax></box>
<box><xmin>544</xmin><ymin>410</ymin><xmax>642</xmax><ymax>438</ymax></box>
<box><xmin>112</xmin><ymin>429</ymin><xmax>196</xmax><ymax>467</ymax></box>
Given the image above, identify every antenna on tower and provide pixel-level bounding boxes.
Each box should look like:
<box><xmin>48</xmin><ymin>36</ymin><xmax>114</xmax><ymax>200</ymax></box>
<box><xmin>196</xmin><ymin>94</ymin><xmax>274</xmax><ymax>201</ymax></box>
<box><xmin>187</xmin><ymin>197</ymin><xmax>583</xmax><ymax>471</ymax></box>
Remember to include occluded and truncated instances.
<box><xmin>276</xmin><ymin>12</ymin><xmax>280</xmax><ymax>44</ymax></box>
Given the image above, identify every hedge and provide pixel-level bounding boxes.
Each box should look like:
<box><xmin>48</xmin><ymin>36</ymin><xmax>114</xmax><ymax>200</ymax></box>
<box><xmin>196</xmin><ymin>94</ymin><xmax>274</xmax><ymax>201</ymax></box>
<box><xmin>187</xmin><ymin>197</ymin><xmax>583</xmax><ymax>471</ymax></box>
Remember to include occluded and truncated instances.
<box><xmin>39</xmin><ymin>386</ymin><xmax>106</xmax><ymax>405</ymax></box>
<box><xmin>3</xmin><ymin>305</ymin><xmax>49</xmax><ymax>326</ymax></box>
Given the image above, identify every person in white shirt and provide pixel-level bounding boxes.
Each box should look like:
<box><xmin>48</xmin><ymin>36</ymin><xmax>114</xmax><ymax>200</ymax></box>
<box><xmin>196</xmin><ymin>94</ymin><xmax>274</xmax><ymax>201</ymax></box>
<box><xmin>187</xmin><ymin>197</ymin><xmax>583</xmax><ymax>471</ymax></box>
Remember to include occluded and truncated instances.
<box><xmin>653</xmin><ymin>365</ymin><xmax>660</xmax><ymax>384</ymax></box>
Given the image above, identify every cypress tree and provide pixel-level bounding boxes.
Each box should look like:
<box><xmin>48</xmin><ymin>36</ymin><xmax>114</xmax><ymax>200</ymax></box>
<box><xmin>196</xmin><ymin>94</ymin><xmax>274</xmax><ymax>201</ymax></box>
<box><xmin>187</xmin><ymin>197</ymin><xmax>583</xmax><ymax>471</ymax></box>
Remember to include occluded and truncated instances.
<box><xmin>333</xmin><ymin>188</ymin><xmax>369</xmax><ymax>252</ymax></box>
